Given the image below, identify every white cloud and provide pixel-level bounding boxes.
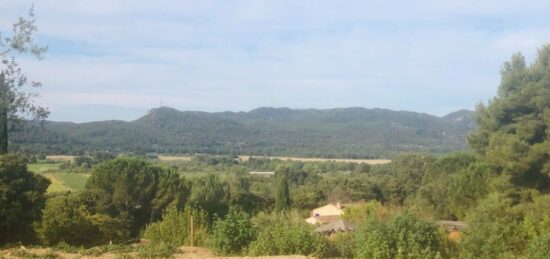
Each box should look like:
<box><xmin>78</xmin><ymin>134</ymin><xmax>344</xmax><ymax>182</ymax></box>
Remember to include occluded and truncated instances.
<box><xmin>1</xmin><ymin>0</ymin><xmax>550</xmax><ymax>121</ymax></box>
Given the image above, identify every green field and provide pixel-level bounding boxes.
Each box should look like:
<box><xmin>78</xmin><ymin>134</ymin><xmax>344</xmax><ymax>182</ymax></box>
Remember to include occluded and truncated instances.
<box><xmin>29</xmin><ymin>163</ymin><xmax>90</xmax><ymax>193</ymax></box>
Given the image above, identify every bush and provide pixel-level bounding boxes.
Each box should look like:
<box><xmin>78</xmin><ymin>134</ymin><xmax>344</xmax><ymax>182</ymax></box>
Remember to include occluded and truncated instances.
<box><xmin>354</xmin><ymin>213</ymin><xmax>444</xmax><ymax>259</ymax></box>
<box><xmin>331</xmin><ymin>232</ymin><xmax>355</xmax><ymax>258</ymax></box>
<box><xmin>212</xmin><ymin>209</ymin><xmax>256</xmax><ymax>255</ymax></box>
<box><xmin>248</xmin><ymin>212</ymin><xmax>329</xmax><ymax>257</ymax></box>
<box><xmin>143</xmin><ymin>205</ymin><xmax>209</xmax><ymax>247</ymax></box>
<box><xmin>137</xmin><ymin>243</ymin><xmax>177</xmax><ymax>258</ymax></box>
<box><xmin>0</xmin><ymin>154</ymin><xmax>50</xmax><ymax>244</ymax></box>
<box><xmin>526</xmin><ymin>234</ymin><xmax>550</xmax><ymax>259</ymax></box>
<box><xmin>36</xmin><ymin>192</ymin><xmax>131</xmax><ymax>247</ymax></box>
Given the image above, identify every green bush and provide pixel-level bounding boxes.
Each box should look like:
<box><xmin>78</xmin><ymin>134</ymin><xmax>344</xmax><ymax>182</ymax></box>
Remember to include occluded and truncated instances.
<box><xmin>0</xmin><ymin>154</ymin><xmax>50</xmax><ymax>244</ymax></box>
<box><xmin>212</xmin><ymin>209</ymin><xmax>256</xmax><ymax>255</ymax></box>
<box><xmin>331</xmin><ymin>232</ymin><xmax>355</xmax><ymax>258</ymax></box>
<box><xmin>143</xmin><ymin>205</ymin><xmax>209</xmax><ymax>247</ymax></box>
<box><xmin>137</xmin><ymin>243</ymin><xmax>177</xmax><ymax>258</ymax></box>
<box><xmin>354</xmin><ymin>213</ymin><xmax>444</xmax><ymax>259</ymax></box>
<box><xmin>36</xmin><ymin>192</ymin><xmax>131</xmax><ymax>247</ymax></box>
<box><xmin>248</xmin><ymin>213</ymin><xmax>329</xmax><ymax>257</ymax></box>
<box><xmin>526</xmin><ymin>234</ymin><xmax>550</xmax><ymax>259</ymax></box>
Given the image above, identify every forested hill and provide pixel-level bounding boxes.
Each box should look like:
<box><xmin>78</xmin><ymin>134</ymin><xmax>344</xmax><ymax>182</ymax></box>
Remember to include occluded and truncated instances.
<box><xmin>11</xmin><ymin>107</ymin><xmax>475</xmax><ymax>158</ymax></box>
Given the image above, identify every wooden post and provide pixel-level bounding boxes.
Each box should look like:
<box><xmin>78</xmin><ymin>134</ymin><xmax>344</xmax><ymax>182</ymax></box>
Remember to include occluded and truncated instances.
<box><xmin>190</xmin><ymin>215</ymin><xmax>194</xmax><ymax>247</ymax></box>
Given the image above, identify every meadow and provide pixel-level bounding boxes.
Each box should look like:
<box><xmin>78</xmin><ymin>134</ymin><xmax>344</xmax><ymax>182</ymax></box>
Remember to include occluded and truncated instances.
<box><xmin>28</xmin><ymin>162</ymin><xmax>89</xmax><ymax>193</ymax></box>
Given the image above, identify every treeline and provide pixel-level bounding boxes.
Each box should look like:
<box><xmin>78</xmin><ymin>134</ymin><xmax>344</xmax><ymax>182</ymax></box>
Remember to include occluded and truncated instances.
<box><xmin>9</xmin><ymin>107</ymin><xmax>474</xmax><ymax>158</ymax></box>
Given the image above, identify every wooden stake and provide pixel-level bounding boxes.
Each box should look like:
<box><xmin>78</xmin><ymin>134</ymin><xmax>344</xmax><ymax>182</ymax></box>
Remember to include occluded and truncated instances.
<box><xmin>190</xmin><ymin>215</ymin><xmax>194</xmax><ymax>247</ymax></box>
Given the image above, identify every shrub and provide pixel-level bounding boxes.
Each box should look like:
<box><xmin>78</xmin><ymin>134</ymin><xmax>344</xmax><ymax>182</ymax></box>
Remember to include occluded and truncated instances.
<box><xmin>137</xmin><ymin>243</ymin><xmax>177</xmax><ymax>258</ymax></box>
<box><xmin>526</xmin><ymin>234</ymin><xmax>550</xmax><ymax>259</ymax></box>
<box><xmin>0</xmin><ymin>154</ymin><xmax>50</xmax><ymax>244</ymax></box>
<box><xmin>354</xmin><ymin>213</ymin><xmax>444</xmax><ymax>259</ymax></box>
<box><xmin>143</xmin><ymin>205</ymin><xmax>209</xmax><ymax>247</ymax></box>
<box><xmin>36</xmin><ymin>192</ymin><xmax>131</xmax><ymax>247</ymax></box>
<box><xmin>212</xmin><ymin>209</ymin><xmax>256</xmax><ymax>255</ymax></box>
<box><xmin>248</xmin><ymin>212</ymin><xmax>329</xmax><ymax>257</ymax></box>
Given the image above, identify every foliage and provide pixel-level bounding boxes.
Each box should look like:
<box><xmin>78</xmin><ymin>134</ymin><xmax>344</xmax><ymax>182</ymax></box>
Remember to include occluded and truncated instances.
<box><xmin>0</xmin><ymin>154</ymin><xmax>49</xmax><ymax>244</ymax></box>
<box><xmin>36</xmin><ymin>192</ymin><xmax>131</xmax><ymax>247</ymax></box>
<box><xmin>142</xmin><ymin>205</ymin><xmax>209</xmax><ymax>247</ymax></box>
<box><xmin>136</xmin><ymin>243</ymin><xmax>178</xmax><ymax>258</ymax></box>
<box><xmin>460</xmin><ymin>192</ymin><xmax>550</xmax><ymax>258</ymax></box>
<box><xmin>0</xmin><ymin>5</ymin><xmax>48</xmax><ymax>154</ymax></box>
<box><xmin>468</xmin><ymin>47</ymin><xmax>550</xmax><ymax>191</ymax></box>
<box><xmin>188</xmin><ymin>174</ymin><xmax>228</xmax><ymax>219</ymax></box>
<box><xmin>212</xmin><ymin>209</ymin><xmax>256</xmax><ymax>255</ymax></box>
<box><xmin>274</xmin><ymin>173</ymin><xmax>290</xmax><ymax>211</ymax></box>
<box><xmin>354</xmin><ymin>213</ymin><xmax>445</xmax><ymax>259</ymax></box>
<box><xmin>248</xmin><ymin>219</ymin><xmax>329</xmax><ymax>257</ymax></box>
<box><xmin>85</xmin><ymin>157</ymin><xmax>190</xmax><ymax>236</ymax></box>
<box><xmin>381</xmin><ymin>153</ymin><xmax>434</xmax><ymax>205</ymax></box>
<box><xmin>526</xmin><ymin>234</ymin><xmax>550</xmax><ymax>259</ymax></box>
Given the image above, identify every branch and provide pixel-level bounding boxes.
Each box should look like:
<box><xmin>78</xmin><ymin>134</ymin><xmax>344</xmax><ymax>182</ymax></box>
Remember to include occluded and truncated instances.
<box><xmin>0</xmin><ymin>49</ymin><xmax>10</xmax><ymax>57</ymax></box>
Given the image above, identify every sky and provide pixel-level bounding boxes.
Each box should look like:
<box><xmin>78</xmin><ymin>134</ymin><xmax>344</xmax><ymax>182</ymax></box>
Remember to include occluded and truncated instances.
<box><xmin>1</xmin><ymin>1</ymin><xmax>550</xmax><ymax>122</ymax></box>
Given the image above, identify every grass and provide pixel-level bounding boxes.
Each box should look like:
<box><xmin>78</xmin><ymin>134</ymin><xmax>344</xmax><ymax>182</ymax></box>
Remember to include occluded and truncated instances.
<box><xmin>29</xmin><ymin>163</ymin><xmax>89</xmax><ymax>193</ymax></box>
<box><xmin>28</xmin><ymin>163</ymin><xmax>61</xmax><ymax>173</ymax></box>
<box><xmin>42</xmin><ymin>173</ymin><xmax>89</xmax><ymax>193</ymax></box>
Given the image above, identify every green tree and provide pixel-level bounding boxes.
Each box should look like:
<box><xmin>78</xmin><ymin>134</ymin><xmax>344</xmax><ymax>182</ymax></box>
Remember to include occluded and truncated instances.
<box><xmin>0</xmin><ymin>6</ymin><xmax>48</xmax><ymax>154</ymax></box>
<box><xmin>354</xmin><ymin>213</ymin><xmax>445</xmax><ymax>259</ymax></box>
<box><xmin>143</xmin><ymin>205</ymin><xmax>209</xmax><ymax>247</ymax></box>
<box><xmin>274</xmin><ymin>173</ymin><xmax>290</xmax><ymax>211</ymax></box>
<box><xmin>212</xmin><ymin>209</ymin><xmax>256</xmax><ymax>255</ymax></box>
<box><xmin>36</xmin><ymin>192</ymin><xmax>130</xmax><ymax>246</ymax></box>
<box><xmin>188</xmin><ymin>174</ymin><xmax>228</xmax><ymax>219</ymax></box>
<box><xmin>248</xmin><ymin>215</ymin><xmax>329</xmax><ymax>257</ymax></box>
<box><xmin>85</xmin><ymin>158</ymin><xmax>190</xmax><ymax>236</ymax></box>
<box><xmin>0</xmin><ymin>154</ymin><xmax>49</xmax><ymax>243</ymax></box>
<box><xmin>383</xmin><ymin>153</ymin><xmax>434</xmax><ymax>205</ymax></box>
<box><xmin>468</xmin><ymin>46</ymin><xmax>550</xmax><ymax>191</ymax></box>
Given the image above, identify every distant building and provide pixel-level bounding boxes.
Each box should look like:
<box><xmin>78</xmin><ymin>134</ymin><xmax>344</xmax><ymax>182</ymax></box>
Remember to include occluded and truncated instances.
<box><xmin>305</xmin><ymin>202</ymin><xmax>344</xmax><ymax>225</ymax></box>
<box><xmin>315</xmin><ymin>219</ymin><xmax>357</xmax><ymax>235</ymax></box>
<box><xmin>436</xmin><ymin>220</ymin><xmax>468</xmax><ymax>241</ymax></box>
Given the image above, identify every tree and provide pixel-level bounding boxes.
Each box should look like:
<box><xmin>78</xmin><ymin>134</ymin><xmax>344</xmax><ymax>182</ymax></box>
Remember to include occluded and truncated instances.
<box><xmin>142</xmin><ymin>205</ymin><xmax>209</xmax><ymax>247</ymax></box>
<box><xmin>36</xmin><ymin>192</ymin><xmax>131</xmax><ymax>247</ymax></box>
<box><xmin>0</xmin><ymin>6</ymin><xmax>48</xmax><ymax>154</ymax></box>
<box><xmin>85</xmin><ymin>158</ymin><xmax>190</xmax><ymax>237</ymax></box>
<box><xmin>0</xmin><ymin>154</ymin><xmax>49</xmax><ymax>244</ymax></box>
<box><xmin>212</xmin><ymin>209</ymin><xmax>256</xmax><ymax>255</ymax></box>
<box><xmin>468</xmin><ymin>46</ymin><xmax>550</xmax><ymax>191</ymax></box>
<box><xmin>274</xmin><ymin>173</ymin><xmax>290</xmax><ymax>211</ymax></box>
<box><xmin>354</xmin><ymin>213</ymin><xmax>445</xmax><ymax>259</ymax></box>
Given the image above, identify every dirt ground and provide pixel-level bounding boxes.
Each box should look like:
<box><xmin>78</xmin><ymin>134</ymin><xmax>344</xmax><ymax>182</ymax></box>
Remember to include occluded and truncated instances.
<box><xmin>0</xmin><ymin>246</ymin><xmax>311</xmax><ymax>259</ymax></box>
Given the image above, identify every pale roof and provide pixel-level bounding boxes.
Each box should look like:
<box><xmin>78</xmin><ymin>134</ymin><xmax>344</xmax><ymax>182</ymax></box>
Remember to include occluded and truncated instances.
<box><xmin>315</xmin><ymin>219</ymin><xmax>357</xmax><ymax>234</ymax></box>
<box><xmin>312</xmin><ymin>203</ymin><xmax>344</xmax><ymax>217</ymax></box>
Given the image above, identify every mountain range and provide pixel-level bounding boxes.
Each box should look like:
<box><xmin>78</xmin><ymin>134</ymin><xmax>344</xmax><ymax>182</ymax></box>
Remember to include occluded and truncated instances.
<box><xmin>11</xmin><ymin>107</ymin><xmax>476</xmax><ymax>158</ymax></box>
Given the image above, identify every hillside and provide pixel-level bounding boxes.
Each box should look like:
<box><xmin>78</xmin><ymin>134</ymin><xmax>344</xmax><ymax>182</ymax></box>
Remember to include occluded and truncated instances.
<box><xmin>10</xmin><ymin>107</ymin><xmax>475</xmax><ymax>158</ymax></box>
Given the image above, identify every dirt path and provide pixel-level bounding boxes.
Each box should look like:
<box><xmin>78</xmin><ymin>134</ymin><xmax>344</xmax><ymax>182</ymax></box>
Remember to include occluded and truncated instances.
<box><xmin>1</xmin><ymin>246</ymin><xmax>311</xmax><ymax>259</ymax></box>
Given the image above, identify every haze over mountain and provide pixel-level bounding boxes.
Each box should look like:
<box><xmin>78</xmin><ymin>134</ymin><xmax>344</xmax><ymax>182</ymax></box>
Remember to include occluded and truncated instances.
<box><xmin>11</xmin><ymin>107</ymin><xmax>475</xmax><ymax>158</ymax></box>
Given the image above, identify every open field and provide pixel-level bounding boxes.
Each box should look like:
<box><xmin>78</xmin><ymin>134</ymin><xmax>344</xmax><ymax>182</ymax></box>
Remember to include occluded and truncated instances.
<box><xmin>239</xmin><ymin>155</ymin><xmax>391</xmax><ymax>164</ymax></box>
<box><xmin>29</xmin><ymin>163</ymin><xmax>89</xmax><ymax>193</ymax></box>
<box><xmin>158</xmin><ymin>155</ymin><xmax>193</xmax><ymax>161</ymax></box>
<box><xmin>28</xmin><ymin>163</ymin><xmax>61</xmax><ymax>173</ymax></box>
<box><xmin>46</xmin><ymin>155</ymin><xmax>76</xmax><ymax>161</ymax></box>
<box><xmin>158</xmin><ymin>154</ymin><xmax>391</xmax><ymax>164</ymax></box>
<box><xmin>43</xmin><ymin>172</ymin><xmax>89</xmax><ymax>192</ymax></box>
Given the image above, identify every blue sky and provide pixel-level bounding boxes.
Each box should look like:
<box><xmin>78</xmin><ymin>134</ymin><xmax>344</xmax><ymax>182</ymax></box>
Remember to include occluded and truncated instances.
<box><xmin>1</xmin><ymin>0</ymin><xmax>550</xmax><ymax>122</ymax></box>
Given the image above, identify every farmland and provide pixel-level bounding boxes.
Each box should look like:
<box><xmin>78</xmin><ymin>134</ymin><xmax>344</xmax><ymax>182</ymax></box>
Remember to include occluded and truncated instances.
<box><xmin>28</xmin><ymin>163</ymin><xmax>89</xmax><ymax>193</ymax></box>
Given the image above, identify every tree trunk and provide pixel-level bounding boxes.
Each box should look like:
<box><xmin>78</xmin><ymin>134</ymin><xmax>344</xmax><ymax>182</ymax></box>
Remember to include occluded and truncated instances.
<box><xmin>0</xmin><ymin>107</ymin><xmax>7</xmax><ymax>154</ymax></box>
<box><xmin>0</xmin><ymin>74</ymin><xmax>7</xmax><ymax>154</ymax></box>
